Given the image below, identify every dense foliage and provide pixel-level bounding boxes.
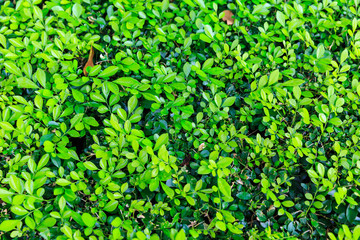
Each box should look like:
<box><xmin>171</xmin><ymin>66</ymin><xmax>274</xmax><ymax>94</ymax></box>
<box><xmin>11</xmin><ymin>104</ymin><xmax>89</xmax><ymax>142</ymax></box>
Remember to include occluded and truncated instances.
<box><xmin>1</xmin><ymin>0</ymin><xmax>360</xmax><ymax>239</ymax></box>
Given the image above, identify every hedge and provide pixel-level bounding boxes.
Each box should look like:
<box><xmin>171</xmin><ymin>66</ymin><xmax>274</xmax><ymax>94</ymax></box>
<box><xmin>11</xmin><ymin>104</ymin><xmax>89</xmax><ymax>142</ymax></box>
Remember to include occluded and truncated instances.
<box><xmin>1</xmin><ymin>0</ymin><xmax>360</xmax><ymax>239</ymax></box>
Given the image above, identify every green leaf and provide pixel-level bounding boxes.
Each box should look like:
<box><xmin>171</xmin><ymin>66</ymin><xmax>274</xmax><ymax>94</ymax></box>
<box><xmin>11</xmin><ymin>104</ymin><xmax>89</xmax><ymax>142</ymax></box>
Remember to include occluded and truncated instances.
<box><xmin>317</xmin><ymin>44</ymin><xmax>325</xmax><ymax>59</ymax></box>
<box><xmin>114</xmin><ymin>77</ymin><xmax>141</xmax><ymax>87</ymax></box>
<box><xmin>183</xmin><ymin>63</ymin><xmax>191</xmax><ymax>77</ymax></box>
<box><xmin>216</xmin><ymin>221</ymin><xmax>226</xmax><ymax>231</ymax></box>
<box><xmin>0</xmin><ymin>122</ymin><xmax>15</xmax><ymax>131</ymax></box>
<box><xmin>4</xmin><ymin>61</ymin><xmax>22</xmax><ymax>76</ymax></box>
<box><xmin>237</xmin><ymin>192</ymin><xmax>251</xmax><ymax>200</ymax></box>
<box><xmin>319</xmin><ymin>113</ymin><xmax>327</xmax><ymax>123</ymax></box>
<box><xmin>202</xmin><ymin>58</ymin><xmax>214</xmax><ymax>70</ymax></box>
<box><xmin>282</xmin><ymin>201</ymin><xmax>295</xmax><ymax>207</ymax></box>
<box><xmin>276</xmin><ymin>11</ymin><xmax>286</xmax><ymax>27</ymax></box>
<box><xmin>269</xmin><ymin>69</ymin><xmax>279</xmax><ymax>85</ymax></box>
<box><xmin>84</xmin><ymin>161</ymin><xmax>98</xmax><ymax>171</ymax></box>
<box><xmin>128</xmin><ymin>95</ymin><xmax>138</xmax><ymax>114</ymax></box>
<box><xmin>218</xmin><ymin>178</ymin><xmax>231</xmax><ymax>198</ymax></box>
<box><xmin>353</xmin><ymin>225</ymin><xmax>360</xmax><ymax>240</ymax></box>
<box><xmin>17</xmin><ymin>77</ymin><xmax>39</xmax><ymax>89</ymax></box>
<box><xmin>0</xmin><ymin>220</ymin><xmax>20</xmax><ymax>232</ymax></box>
<box><xmin>317</xmin><ymin>163</ymin><xmax>325</xmax><ymax>177</ymax></box>
<box><xmin>194</xmin><ymin>0</ymin><xmax>206</xmax><ymax>8</ymax></box>
<box><xmin>340</xmin><ymin>49</ymin><xmax>348</xmax><ymax>64</ymax></box>
<box><xmin>163</xmin><ymin>72</ymin><xmax>176</xmax><ymax>83</ymax></box>
<box><xmin>103</xmin><ymin>200</ymin><xmax>119</xmax><ymax>212</ymax></box>
<box><xmin>0</xmin><ymin>188</ymin><xmax>14</xmax><ymax>198</ymax></box>
<box><xmin>72</xmin><ymin>89</ymin><xmax>85</xmax><ymax>102</ymax></box>
<box><xmin>175</xmin><ymin>229</ymin><xmax>186</xmax><ymax>240</ymax></box>
<box><xmin>199</xmin><ymin>34</ymin><xmax>212</xmax><ymax>43</ymax></box>
<box><xmin>90</xmin><ymin>92</ymin><xmax>106</xmax><ymax>102</ymax></box>
<box><xmin>195</xmin><ymin>180</ymin><xmax>202</xmax><ymax>191</ymax></box>
<box><xmin>186</xmin><ymin>196</ymin><xmax>195</xmax><ymax>206</ymax></box>
<box><xmin>217</xmin><ymin>157</ymin><xmax>233</xmax><ymax>168</ymax></box>
<box><xmin>44</xmin><ymin>140</ymin><xmax>55</xmax><ymax>152</ymax></box>
<box><xmin>205</xmin><ymin>67</ymin><xmax>224</xmax><ymax>75</ymax></box>
<box><xmin>161</xmin><ymin>0</ymin><xmax>169</xmax><ymax>12</ymax></box>
<box><xmin>70</xmin><ymin>113</ymin><xmax>84</xmax><ymax>129</ymax></box>
<box><xmin>88</xmin><ymin>65</ymin><xmax>102</xmax><ymax>76</ymax></box>
<box><xmin>222</xmin><ymin>97</ymin><xmax>236</xmax><ymax>107</ymax></box>
<box><xmin>25</xmin><ymin>216</ymin><xmax>36</xmax><ymax>229</ymax></box>
<box><xmin>72</xmin><ymin>3</ymin><xmax>83</xmax><ymax>18</ymax></box>
<box><xmin>198</xmin><ymin>166</ymin><xmax>212</xmax><ymax>175</ymax></box>
<box><xmin>35</xmin><ymin>68</ymin><xmax>46</xmax><ymax>88</ymax></box>
<box><xmin>98</xmin><ymin>66</ymin><xmax>119</xmax><ymax>78</ymax></box>
<box><xmin>308</xmin><ymin>169</ymin><xmax>319</xmax><ymax>179</ymax></box>
<box><xmin>10</xmin><ymin>175</ymin><xmax>21</xmax><ymax>193</ymax></box>
<box><xmin>161</xmin><ymin>182</ymin><xmax>174</xmax><ymax>198</ymax></box>
<box><xmin>299</xmin><ymin>108</ymin><xmax>310</xmax><ymax>124</ymax></box>
<box><xmin>12</xmin><ymin>206</ymin><xmax>30</xmax><ymax>216</ymax></box>
<box><xmin>33</xmin><ymin>6</ymin><xmax>43</xmax><ymax>21</ymax></box>
<box><xmin>82</xmin><ymin>213</ymin><xmax>96</xmax><ymax>228</ymax></box>
<box><xmin>154</xmin><ymin>133</ymin><xmax>169</xmax><ymax>151</ymax></box>
<box><xmin>56</xmin><ymin>178</ymin><xmax>71</xmax><ymax>186</ymax></box>
<box><xmin>181</xmin><ymin>120</ymin><xmax>193</xmax><ymax>131</ymax></box>
<box><xmin>282</xmin><ymin>79</ymin><xmax>305</xmax><ymax>86</ymax></box>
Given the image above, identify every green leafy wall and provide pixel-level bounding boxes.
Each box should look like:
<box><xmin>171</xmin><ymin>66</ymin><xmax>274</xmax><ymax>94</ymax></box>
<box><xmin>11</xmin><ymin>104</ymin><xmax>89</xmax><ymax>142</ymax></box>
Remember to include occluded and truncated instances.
<box><xmin>1</xmin><ymin>0</ymin><xmax>360</xmax><ymax>239</ymax></box>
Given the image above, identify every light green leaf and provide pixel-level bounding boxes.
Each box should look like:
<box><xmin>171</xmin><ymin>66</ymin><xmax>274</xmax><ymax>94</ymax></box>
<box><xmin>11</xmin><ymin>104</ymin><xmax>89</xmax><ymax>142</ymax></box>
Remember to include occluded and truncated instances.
<box><xmin>35</xmin><ymin>68</ymin><xmax>46</xmax><ymax>88</ymax></box>
<box><xmin>103</xmin><ymin>200</ymin><xmax>119</xmax><ymax>212</ymax></box>
<box><xmin>82</xmin><ymin>213</ymin><xmax>96</xmax><ymax>228</ymax></box>
<box><xmin>98</xmin><ymin>66</ymin><xmax>119</xmax><ymax>78</ymax></box>
<box><xmin>128</xmin><ymin>95</ymin><xmax>138</xmax><ymax>114</ymax></box>
<box><xmin>329</xmin><ymin>117</ymin><xmax>342</xmax><ymax>126</ymax></box>
<box><xmin>56</xmin><ymin>178</ymin><xmax>71</xmax><ymax>186</ymax></box>
<box><xmin>222</xmin><ymin>97</ymin><xmax>236</xmax><ymax>107</ymax></box>
<box><xmin>282</xmin><ymin>79</ymin><xmax>305</xmax><ymax>87</ymax></box>
<box><xmin>161</xmin><ymin>182</ymin><xmax>174</xmax><ymax>199</ymax></box>
<box><xmin>70</xmin><ymin>113</ymin><xmax>84</xmax><ymax>129</ymax></box>
<box><xmin>0</xmin><ymin>188</ymin><xmax>14</xmax><ymax>198</ymax></box>
<box><xmin>299</xmin><ymin>108</ymin><xmax>310</xmax><ymax>124</ymax></box>
<box><xmin>269</xmin><ymin>69</ymin><xmax>279</xmax><ymax>85</ymax></box>
<box><xmin>276</xmin><ymin>11</ymin><xmax>286</xmax><ymax>27</ymax></box>
<box><xmin>0</xmin><ymin>220</ymin><xmax>20</xmax><ymax>232</ymax></box>
<box><xmin>218</xmin><ymin>178</ymin><xmax>231</xmax><ymax>198</ymax></box>
<box><xmin>194</xmin><ymin>0</ymin><xmax>206</xmax><ymax>8</ymax></box>
<box><xmin>340</xmin><ymin>49</ymin><xmax>348</xmax><ymax>64</ymax></box>
<box><xmin>319</xmin><ymin>113</ymin><xmax>327</xmax><ymax>123</ymax></box>
<box><xmin>88</xmin><ymin>65</ymin><xmax>101</xmax><ymax>76</ymax></box>
<box><xmin>161</xmin><ymin>0</ymin><xmax>169</xmax><ymax>12</ymax></box>
<box><xmin>114</xmin><ymin>77</ymin><xmax>141</xmax><ymax>87</ymax></box>
<box><xmin>17</xmin><ymin>77</ymin><xmax>39</xmax><ymax>89</ymax></box>
<box><xmin>5</xmin><ymin>61</ymin><xmax>22</xmax><ymax>76</ymax></box>
<box><xmin>282</xmin><ymin>200</ymin><xmax>295</xmax><ymax>207</ymax></box>
<box><xmin>317</xmin><ymin>44</ymin><xmax>325</xmax><ymax>59</ymax></box>
<box><xmin>10</xmin><ymin>175</ymin><xmax>21</xmax><ymax>193</ymax></box>
<box><xmin>84</xmin><ymin>161</ymin><xmax>98</xmax><ymax>171</ymax></box>
<box><xmin>72</xmin><ymin>89</ymin><xmax>85</xmax><ymax>102</ymax></box>
<box><xmin>198</xmin><ymin>166</ymin><xmax>212</xmax><ymax>175</ymax></box>
<box><xmin>217</xmin><ymin>157</ymin><xmax>233</xmax><ymax>168</ymax></box>
<box><xmin>154</xmin><ymin>133</ymin><xmax>169</xmax><ymax>151</ymax></box>
<box><xmin>205</xmin><ymin>67</ymin><xmax>224</xmax><ymax>75</ymax></box>
<box><xmin>0</xmin><ymin>122</ymin><xmax>15</xmax><ymax>131</ymax></box>
<box><xmin>317</xmin><ymin>163</ymin><xmax>325</xmax><ymax>177</ymax></box>
<box><xmin>216</xmin><ymin>221</ymin><xmax>226</xmax><ymax>231</ymax></box>
<box><xmin>72</xmin><ymin>3</ymin><xmax>83</xmax><ymax>18</ymax></box>
<box><xmin>183</xmin><ymin>62</ymin><xmax>191</xmax><ymax>77</ymax></box>
<box><xmin>175</xmin><ymin>229</ymin><xmax>186</xmax><ymax>240</ymax></box>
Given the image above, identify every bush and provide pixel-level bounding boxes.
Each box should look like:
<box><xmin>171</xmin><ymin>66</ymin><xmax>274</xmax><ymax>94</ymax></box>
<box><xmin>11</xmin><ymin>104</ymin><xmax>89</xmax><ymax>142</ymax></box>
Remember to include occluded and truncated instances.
<box><xmin>1</xmin><ymin>0</ymin><xmax>360</xmax><ymax>239</ymax></box>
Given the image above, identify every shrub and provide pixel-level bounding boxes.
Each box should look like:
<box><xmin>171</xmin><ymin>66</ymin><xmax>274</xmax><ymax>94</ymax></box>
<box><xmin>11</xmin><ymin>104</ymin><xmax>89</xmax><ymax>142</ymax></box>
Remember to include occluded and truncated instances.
<box><xmin>0</xmin><ymin>0</ymin><xmax>360</xmax><ymax>239</ymax></box>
